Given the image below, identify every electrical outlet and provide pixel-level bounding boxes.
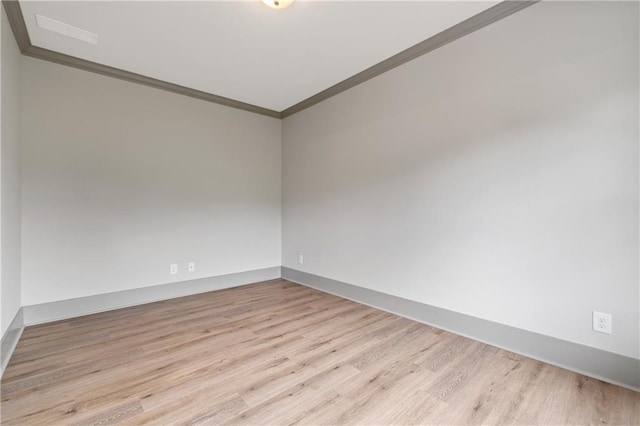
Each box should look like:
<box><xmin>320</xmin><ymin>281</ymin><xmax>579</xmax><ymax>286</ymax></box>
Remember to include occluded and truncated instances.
<box><xmin>188</xmin><ymin>262</ymin><xmax>195</xmax><ymax>272</ymax></box>
<box><xmin>170</xmin><ymin>264</ymin><xmax>178</xmax><ymax>275</ymax></box>
<box><xmin>593</xmin><ymin>311</ymin><xmax>612</xmax><ymax>334</ymax></box>
<box><xmin>298</xmin><ymin>254</ymin><xmax>304</xmax><ymax>264</ymax></box>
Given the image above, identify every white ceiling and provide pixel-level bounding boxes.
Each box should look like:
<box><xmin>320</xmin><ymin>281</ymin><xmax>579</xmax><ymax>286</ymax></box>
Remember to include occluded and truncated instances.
<box><xmin>20</xmin><ymin>1</ymin><xmax>498</xmax><ymax>112</ymax></box>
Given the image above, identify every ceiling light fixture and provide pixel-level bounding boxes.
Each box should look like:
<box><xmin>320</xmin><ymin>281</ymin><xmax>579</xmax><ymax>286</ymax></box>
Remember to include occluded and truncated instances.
<box><xmin>261</xmin><ymin>0</ymin><xmax>294</xmax><ymax>10</ymax></box>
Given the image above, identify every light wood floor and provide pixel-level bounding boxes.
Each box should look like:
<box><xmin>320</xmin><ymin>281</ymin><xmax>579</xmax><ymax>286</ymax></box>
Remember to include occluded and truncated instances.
<box><xmin>1</xmin><ymin>279</ymin><xmax>638</xmax><ymax>425</ymax></box>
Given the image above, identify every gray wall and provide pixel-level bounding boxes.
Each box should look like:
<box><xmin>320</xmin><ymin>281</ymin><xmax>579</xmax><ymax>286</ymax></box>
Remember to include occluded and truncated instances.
<box><xmin>282</xmin><ymin>1</ymin><xmax>639</xmax><ymax>359</ymax></box>
<box><xmin>1</xmin><ymin>6</ymin><xmax>22</xmax><ymax>337</ymax></box>
<box><xmin>21</xmin><ymin>57</ymin><xmax>282</xmax><ymax>306</ymax></box>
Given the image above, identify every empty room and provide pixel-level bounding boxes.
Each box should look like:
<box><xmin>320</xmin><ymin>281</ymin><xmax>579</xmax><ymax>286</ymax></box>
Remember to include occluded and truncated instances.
<box><xmin>1</xmin><ymin>0</ymin><xmax>639</xmax><ymax>424</ymax></box>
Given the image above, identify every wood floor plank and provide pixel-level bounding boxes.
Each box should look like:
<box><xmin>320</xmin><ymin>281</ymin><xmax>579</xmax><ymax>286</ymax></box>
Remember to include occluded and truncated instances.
<box><xmin>223</xmin><ymin>364</ymin><xmax>360</xmax><ymax>425</ymax></box>
<box><xmin>1</xmin><ymin>279</ymin><xmax>638</xmax><ymax>425</ymax></box>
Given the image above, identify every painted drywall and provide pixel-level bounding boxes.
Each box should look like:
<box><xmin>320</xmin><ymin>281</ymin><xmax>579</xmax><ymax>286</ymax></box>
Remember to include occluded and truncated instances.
<box><xmin>1</xmin><ymin>6</ymin><xmax>22</xmax><ymax>338</ymax></box>
<box><xmin>21</xmin><ymin>57</ymin><xmax>281</xmax><ymax>305</ymax></box>
<box><xmin>282</xmin><ymin>1</ymin><xmax>639</xmax><ymax>358</ymax></box>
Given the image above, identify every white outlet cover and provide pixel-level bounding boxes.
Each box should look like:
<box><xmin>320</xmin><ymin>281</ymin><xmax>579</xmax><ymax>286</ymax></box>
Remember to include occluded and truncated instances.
<box><xmin>298</xmin><ymin>255</ymin><xmax>304</xmax><ymax>264</ymax></box>
<box><xmin>170</xmin><ymin>264</ymin><xmax>178</xmax><ymax>275</ymax></box>
<box><xmin>592</xmin><ymin>311</ymin><xmax>612</xmax><ymax>334</ymax></box>
<box><xmin>188</xmin><ymin>262</ymin><xmax>195</xmax><ymax>272</ymax></box>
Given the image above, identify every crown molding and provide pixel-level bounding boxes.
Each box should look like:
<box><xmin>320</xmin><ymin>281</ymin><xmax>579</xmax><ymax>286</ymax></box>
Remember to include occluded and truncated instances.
<box><xmin>23</xmin><ymin>45</ymin><xmax>283</xmax><ymax>118</ymax></box>
<box><xmin>1</xmin><ymin>0</ymin><xmax>281</xmax><ymax>118</ymax></box>
<box><xmin>281</xmin><ymin>1</ymin><xmax>538</xmax><ymax>118</ymax></box>
<box><xmin>3</xmin><ymin>0</ymin><xmax>538</xmax><ymax>119</ymax></box>
<box><xmin>3</xmin><ymin>0</ymin><xmax>29</xmax><ymax>52</ymax></box>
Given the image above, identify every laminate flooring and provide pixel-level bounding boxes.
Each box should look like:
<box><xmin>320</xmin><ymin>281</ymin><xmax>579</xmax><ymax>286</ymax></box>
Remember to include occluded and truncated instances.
<box><xmin>1</xmin><ymin>279</ymin><xmax>639</xmax><ymax>425</ymax></box>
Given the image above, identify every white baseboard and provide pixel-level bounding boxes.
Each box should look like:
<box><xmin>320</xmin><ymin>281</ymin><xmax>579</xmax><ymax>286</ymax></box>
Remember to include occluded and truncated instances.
<box><xmin>23</xmin><ymin>266</ymin><xmax>281</xmax><ymax>325</ymax></box>
<box><xmin>1</xmin><ymin>308</ymin><xmax>24</xmax><ymax>378</ymax></box>
<box><xmin>10</xmin><ymin>265</ymin><xmax>639</xmax><ymax>393</ymax></box>
<box><xmin>282</xmin><ymin>267</ymin><xmax>640</xmax><ymax>392</ymax></box>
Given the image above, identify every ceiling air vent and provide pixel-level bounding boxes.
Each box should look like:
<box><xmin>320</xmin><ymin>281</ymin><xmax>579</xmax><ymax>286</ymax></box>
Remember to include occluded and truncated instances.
<box><xmin>35</xmin><ymin>14</ymin><xmax>98</xmax><ymax>45</ymax></box>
